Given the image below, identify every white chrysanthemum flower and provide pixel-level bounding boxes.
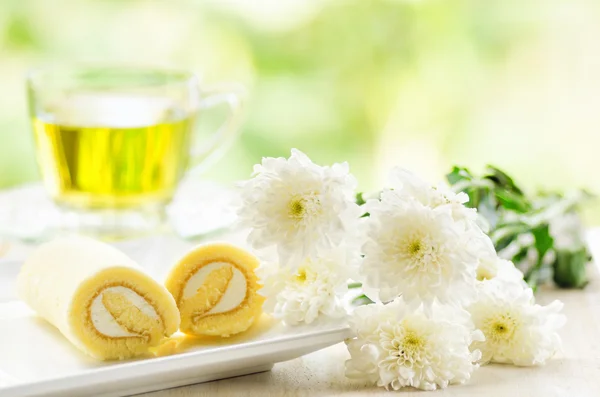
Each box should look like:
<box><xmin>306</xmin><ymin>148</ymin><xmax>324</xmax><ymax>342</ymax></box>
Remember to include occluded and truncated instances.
<box><xmin>388</xmin><ymin>167</ymin><xmax>476</xmax><ymax>223</ymax></box>
<box><xmin>237</xmin><ymin>149</ymin><xmax>360</xmax><ymax>268</ymax></box>
<box><xmin>359</xmin><ymin>196</ymin><xmax>478</xmax><ymax>306</ymax></box>
<box><xmin>469</xmin><ymin>232</ymin><xmax>525</xmax><ymax>284</ymax></box>
<box><xmin>477</xmin><ymin>256</ymin><xmax>525</xmax><ymax>284</ymax></box>
<box><xmin>258</xmin><ymin>248</ymin><xmax>354</xmax><ymax>325</ymax></box>
<box><xmin>468</xmin><ymin>279</ymin><xmax>565</xmax><ymax>366</ymax></box>
<box><xmin>345</xmin><ymin>298</ymin><xmax>483</xmax><ymax>391</ymax></box>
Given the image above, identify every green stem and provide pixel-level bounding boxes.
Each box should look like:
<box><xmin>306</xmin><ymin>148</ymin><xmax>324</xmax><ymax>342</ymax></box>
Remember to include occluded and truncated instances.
<box><xmin>348</xmin><ymin>282</ymin><xmax>363</xmax><ymax>289</ymax></box>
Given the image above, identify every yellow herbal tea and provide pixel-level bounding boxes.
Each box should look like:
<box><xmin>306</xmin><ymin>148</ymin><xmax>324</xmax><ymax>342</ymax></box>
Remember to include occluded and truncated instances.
<box><xmin>32</xmin><ymin>95</ymin><xmax>195</xmax><ymax>209</ymax></box>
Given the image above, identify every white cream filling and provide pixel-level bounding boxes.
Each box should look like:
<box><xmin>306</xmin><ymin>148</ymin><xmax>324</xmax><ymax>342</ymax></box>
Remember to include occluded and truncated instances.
<box><xmin>90</xmin><ymin>286</ymin><xmax>159</xmax><ymax>337</ymax></box>
<box><xmin>183</xmin><ymin>262</ymin><xmax>247</xmax><ymax>315</ymax></box>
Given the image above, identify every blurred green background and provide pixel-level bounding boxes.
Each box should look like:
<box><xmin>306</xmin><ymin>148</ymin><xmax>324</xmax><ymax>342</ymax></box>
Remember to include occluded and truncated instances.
<box><xmin>1</xmin><ymin>0</ymin><xmax>599</xmax><ymax>202</ymax></box>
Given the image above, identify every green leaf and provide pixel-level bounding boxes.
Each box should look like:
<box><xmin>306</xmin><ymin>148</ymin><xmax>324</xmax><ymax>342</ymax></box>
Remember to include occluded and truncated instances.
<box><xmin>448</xmin><ymin>164</ymin><xmax>592</xmax><ymax>290</ymax></box>
<box><xmin>347</xmin><ymin>281</ymin><xmax>363</xmax><ymax>289</ymax></box>
<box><xmin>532</xmin><ymin>225</ymin><xmax>553</xmax><ymax>261</ymax></box>
<box><xmin>355</xmin><ymin>192</ymin><xmax>366</xmax><ymax>206</ymax></box>
<box><xmin>464</xmin><ymin>187</ymin><xmax>479</xmax><ymax>209</ymax></box>
<box><xmin>494</xmin><ymin>233</ymin><xmax>516</xmax><ymax>252</ymax></box>
<box><xmin>356</xmin><ymin>192</ymin><xmax>370</xmax><ymax>217</ymax></box>
<box><xmin>352</xmin><ymin>294</ymin><xmax>374</xmax><ymax>306</ymax></box>
<box><xmin>484</xmin><ymin>165</ymin><xmax>525</xmax><ymax>195</ymax></box>
<box><xmin>446</xmin><ymin>166</ymin><xmax>472</xmax><ymax>185</ymax></box>
<box><xmin>511</xmin><ymin>246</ymin><xmax>530</xmax><ymax>269</ymax></box>
<box><xmin>552</xmin><ymin>248</ymin><xmax>589</xmax><ymax>289</ymax></box>
<box><xmin>523</xmin><ymin>225</ymin><xmax>554</xmax><ymax>283</ymax></box>
<box><xmin>495</xmin><ymin>189</ymin><xmax>531</xmax><ymax>213</ymax></box>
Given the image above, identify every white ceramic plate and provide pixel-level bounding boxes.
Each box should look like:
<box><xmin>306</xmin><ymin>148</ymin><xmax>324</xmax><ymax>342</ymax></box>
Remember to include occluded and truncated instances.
<box><xmin>0</xmin><ymin>260</ymin><xmax>352</xmax><ymax>397</ymax></box>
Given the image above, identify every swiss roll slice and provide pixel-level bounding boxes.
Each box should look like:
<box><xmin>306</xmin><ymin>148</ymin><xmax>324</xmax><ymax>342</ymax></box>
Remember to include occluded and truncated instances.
<box><xmin>17</xmin><ymin>237</ymin><xmax>180</xmax><ymax>360</ymax></box>
<box><xmin>165</xmin><ymin>243</ymin><xmax>264</xmax><ymax>337</ymax></box>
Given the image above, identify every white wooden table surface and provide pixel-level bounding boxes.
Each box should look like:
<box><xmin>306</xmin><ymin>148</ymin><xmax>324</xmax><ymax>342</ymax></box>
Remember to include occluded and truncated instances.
<box><xmin>136</xmin><ymin>268</ymin><xmax>600</xmax><ymax>396</ymax></box>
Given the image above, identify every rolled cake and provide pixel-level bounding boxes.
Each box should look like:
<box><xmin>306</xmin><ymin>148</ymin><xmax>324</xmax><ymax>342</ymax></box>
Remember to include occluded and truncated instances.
<box><xmin>165</xmin><ymin>243</ymin><xmax>263</xmax><ymax>337</ymax></box>
<box><xmin>17</xmin><ymin>237</ymin><xmax>180</xmax><ymax>360</ymax></box>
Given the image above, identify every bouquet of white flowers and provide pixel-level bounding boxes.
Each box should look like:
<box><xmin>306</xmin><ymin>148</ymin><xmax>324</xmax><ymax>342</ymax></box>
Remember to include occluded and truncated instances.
<box><xmin>237</xmin><ymin>149</ymin><xmax>567</xmax><ymax>391</ymax></box>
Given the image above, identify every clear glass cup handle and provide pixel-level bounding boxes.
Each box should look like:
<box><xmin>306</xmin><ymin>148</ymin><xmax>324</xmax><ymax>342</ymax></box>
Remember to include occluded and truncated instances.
<box><xmin>188</xmin><ymin>83</ymin><xmax>245</xmax><ymax>174</ymax></box>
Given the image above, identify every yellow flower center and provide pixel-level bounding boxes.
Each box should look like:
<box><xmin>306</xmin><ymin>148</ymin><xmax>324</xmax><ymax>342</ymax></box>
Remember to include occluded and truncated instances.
<box><xmin>287</xmin><ymin>192</ymin><xmax>321</xmax><ymax>222</ymax></box>
<box><xmin>292</xmin><ymin>265</ymin><xmax>317</xmax><ymax>284</ymax></box>
<box><xmin>401</xmin><ymin>235</ymin><xmax>434</xmax><ymax>270</ymax></box>
<box><xmin>294</xmin><ymin>268</ymin><xmax>308</xmax><ymax>283</ymax></box>
<box><xmin>485</xmin><ymin>313</ymin><xmax>517</xmax><ymax>342</ymax></box>
<box><xmin>288</xmin><ymin>198</ymin><xmax>306</xmax><ymax>219</ymax></box>
<box><xmin>399</xmin><ymin>330</ymin><xmax>425</xmax><ymax>357</ymax></box>
<box><xmin>379</xmin><ymin>323</ymin><xmax>429</xmax><ymax>371</ymax></box>
<box><xmin>408</xmin><ymin>239</ymin><xmax>423</xmax><ymax>256</ymax></box>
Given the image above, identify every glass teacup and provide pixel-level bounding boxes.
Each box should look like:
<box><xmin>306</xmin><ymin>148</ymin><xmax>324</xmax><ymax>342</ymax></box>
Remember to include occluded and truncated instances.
<box><xmin>27</xmin><ymin>66</ymin><xmax>244</xmax><ymax>237</ymax></box>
